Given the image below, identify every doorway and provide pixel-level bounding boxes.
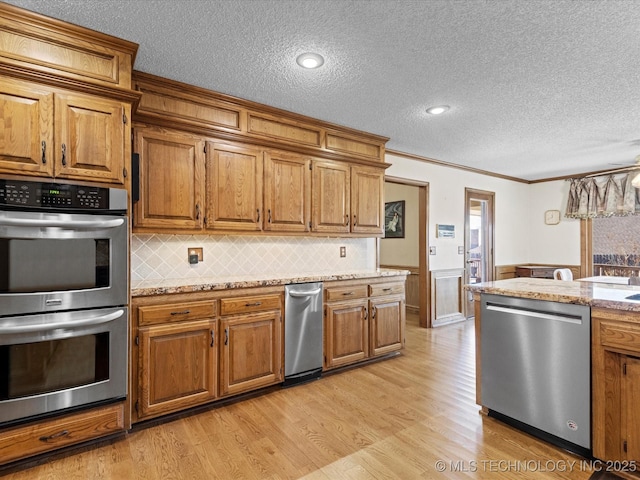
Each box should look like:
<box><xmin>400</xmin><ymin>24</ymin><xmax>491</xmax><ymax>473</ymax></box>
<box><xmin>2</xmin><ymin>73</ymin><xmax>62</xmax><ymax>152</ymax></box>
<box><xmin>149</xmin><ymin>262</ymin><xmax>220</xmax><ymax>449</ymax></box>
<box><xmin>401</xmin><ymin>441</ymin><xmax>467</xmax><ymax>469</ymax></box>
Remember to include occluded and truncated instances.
<box><xmin>464</xmin><ymin>188</ymin><xmax>495</xmax><ymax>317</ymax></box>
<box><xmin>382</xmin><ymin>177</ymin><xmax>430</xmax><ymax>327</ymax></box>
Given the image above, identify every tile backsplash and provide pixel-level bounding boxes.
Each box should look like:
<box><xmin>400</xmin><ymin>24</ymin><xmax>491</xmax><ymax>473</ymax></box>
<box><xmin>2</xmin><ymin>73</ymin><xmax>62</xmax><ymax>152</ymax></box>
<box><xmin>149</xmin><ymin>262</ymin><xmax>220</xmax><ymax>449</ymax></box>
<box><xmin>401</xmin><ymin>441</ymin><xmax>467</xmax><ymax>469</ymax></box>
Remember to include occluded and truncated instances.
<box><xmin>131</xmin><ymin>234</ymin><xmax>376</xmax><ymax>283</ymax></box>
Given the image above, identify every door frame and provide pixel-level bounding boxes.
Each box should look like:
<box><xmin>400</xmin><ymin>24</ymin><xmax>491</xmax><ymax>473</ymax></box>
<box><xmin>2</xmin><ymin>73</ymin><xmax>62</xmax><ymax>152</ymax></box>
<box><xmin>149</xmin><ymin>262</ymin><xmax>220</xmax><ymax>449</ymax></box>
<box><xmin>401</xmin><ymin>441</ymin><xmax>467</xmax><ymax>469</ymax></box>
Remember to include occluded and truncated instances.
<box><xmin>464</xmin><ymin>188</ymin><xmax>495</xmax><ymax>317</ymax></box>
<box><xmin>382</xmin><ymin>176</ymin><xmax>430</xmax><ymax>328</ymax></box>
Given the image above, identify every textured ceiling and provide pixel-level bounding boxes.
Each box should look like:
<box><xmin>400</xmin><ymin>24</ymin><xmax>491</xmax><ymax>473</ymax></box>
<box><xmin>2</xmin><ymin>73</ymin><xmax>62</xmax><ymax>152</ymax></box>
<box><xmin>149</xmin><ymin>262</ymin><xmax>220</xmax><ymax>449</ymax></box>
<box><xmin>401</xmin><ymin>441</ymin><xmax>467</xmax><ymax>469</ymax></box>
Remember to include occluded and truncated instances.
<box><xmin>6</xmin><ymin>0</ymin><xmax>640</xmax><ymax>181</ymax></box>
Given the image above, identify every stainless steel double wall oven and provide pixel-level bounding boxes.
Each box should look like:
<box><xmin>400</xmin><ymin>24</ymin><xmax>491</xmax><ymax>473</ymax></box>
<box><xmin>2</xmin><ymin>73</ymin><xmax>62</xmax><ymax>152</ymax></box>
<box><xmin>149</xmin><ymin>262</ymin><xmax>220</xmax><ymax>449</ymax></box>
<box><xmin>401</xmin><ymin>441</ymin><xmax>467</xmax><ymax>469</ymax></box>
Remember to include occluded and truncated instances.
<box><xmin>0</xmin><ymin>179</ymin><xmax>128</xmax><ymax>426</ymax></box>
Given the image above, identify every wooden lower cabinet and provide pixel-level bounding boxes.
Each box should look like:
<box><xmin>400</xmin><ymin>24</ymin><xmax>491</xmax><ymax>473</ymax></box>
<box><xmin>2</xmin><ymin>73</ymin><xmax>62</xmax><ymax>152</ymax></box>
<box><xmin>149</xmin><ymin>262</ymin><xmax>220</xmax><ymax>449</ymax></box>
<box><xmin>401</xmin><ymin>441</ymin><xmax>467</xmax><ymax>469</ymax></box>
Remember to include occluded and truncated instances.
<box><xmin>592</xmin><ymin>308</ymin><xmax>640</xmax><ymax>462</ymax></box>
<box><xmin>370</xmin><ymin>294</ymin><xmax>405</xmax><ymax>356</ymax></box>
<box><xmin>0</xmin><ymin>402</ymin><xmax>125</xmax><ymax>465</ymax></box>
<box><xmin>137</xmin><ymin>319</ymin><xmax>217</xmax><ymax>420</ymax></box>
<box><xmin>132</xmin><ymin>289</ymin><xmax>284</xmax><ymax>422</ymax></box>
<box><xmin>220</xmin><ymin>310</ymin><xmax>283</xmax><ymax>396</ymax></box>
<box><xmin>325</xmin><ymin>299</ymin><xmax>369</xmax><ymax>368</ymax></box>
<box><xmin>324</xmin><ymin>278</ymin><xmax>406</xmax><ymax>370</ymax></box>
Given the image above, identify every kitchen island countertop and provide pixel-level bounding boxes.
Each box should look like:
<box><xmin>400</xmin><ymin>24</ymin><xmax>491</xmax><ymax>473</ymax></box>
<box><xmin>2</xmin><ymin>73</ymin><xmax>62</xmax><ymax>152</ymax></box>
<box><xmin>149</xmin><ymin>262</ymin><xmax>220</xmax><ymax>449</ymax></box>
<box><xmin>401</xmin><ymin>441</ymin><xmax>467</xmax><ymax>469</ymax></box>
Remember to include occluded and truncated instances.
<box><xmin>132</xmin><ymin>268</ymin><xmax>409</xmax><ymax>297</ymax></box>
<box><xmin>466</xmin><ymin>277</ymin><xmax>640</xmax><ymax>314</ymax></box>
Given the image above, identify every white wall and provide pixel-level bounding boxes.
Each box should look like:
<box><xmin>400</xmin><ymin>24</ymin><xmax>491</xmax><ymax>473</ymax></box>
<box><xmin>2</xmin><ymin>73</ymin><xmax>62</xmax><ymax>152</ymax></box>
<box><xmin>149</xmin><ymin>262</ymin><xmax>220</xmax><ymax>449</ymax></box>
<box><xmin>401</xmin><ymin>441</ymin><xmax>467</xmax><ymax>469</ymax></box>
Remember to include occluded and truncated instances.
<box><xmin>385</xmin><ymin>153</ymin><xmax>579</xmax><ymax>270</ymax></box>
<box><xmin>527</xmin><ymin>180</ymin><xmax>581</xmax><ymax>265</ymax></box>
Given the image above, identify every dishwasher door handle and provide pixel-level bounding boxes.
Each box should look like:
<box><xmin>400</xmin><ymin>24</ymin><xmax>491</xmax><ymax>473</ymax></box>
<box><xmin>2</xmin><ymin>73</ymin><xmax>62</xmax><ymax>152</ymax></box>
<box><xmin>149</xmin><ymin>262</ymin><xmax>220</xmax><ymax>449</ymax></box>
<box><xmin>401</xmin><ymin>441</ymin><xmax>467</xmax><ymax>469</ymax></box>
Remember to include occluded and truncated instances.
<box><xmin>486</xmin><ymin>304</ymin><xmax>583</xmax><ymax>325</ymax></box>
<box><xmin>288</xmin><ymin>288</ymin><xmax>322</xmax><ymax>297</ymax></box>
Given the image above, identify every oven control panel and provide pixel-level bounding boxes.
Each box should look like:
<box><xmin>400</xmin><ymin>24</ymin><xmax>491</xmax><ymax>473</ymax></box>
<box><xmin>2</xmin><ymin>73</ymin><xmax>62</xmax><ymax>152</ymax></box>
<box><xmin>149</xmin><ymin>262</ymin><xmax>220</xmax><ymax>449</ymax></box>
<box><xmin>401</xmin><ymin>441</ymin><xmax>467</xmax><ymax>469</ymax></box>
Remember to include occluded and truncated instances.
<box><xmin>0</xmin><ymin>179</ymin><xmax>125</xmax><ymax>211</ymax></box>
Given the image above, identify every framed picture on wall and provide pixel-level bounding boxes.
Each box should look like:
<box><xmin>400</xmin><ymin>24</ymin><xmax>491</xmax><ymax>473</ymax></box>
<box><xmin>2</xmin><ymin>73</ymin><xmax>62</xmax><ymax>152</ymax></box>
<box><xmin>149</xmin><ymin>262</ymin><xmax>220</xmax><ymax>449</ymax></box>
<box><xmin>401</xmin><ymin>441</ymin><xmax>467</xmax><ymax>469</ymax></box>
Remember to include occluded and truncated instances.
<box><xmin>384</xmin><ymin>200</ymin><xmax>405</xmax><ymax>238</ymax></box>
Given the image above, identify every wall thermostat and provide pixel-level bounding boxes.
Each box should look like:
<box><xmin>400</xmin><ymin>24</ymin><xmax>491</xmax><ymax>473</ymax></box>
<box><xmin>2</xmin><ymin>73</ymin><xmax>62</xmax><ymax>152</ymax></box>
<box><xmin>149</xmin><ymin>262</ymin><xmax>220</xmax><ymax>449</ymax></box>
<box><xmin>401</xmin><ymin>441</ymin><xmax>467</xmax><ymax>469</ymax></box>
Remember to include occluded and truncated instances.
<box><xmin>544</xmin><ymin>209</ymin><xmax>560</xmax><ymax>225</ymax></box>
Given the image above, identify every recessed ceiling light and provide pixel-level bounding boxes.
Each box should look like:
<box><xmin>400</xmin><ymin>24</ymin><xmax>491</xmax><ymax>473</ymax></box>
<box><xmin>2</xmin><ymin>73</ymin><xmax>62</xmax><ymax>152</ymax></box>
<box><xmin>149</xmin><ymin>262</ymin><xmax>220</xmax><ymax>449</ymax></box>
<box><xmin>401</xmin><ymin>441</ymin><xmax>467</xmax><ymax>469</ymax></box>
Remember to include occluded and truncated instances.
<box><xmin>296</xmin><ymin>52</ymin><xmax>324</xmax><ymax>69</ymax></box>
<box><xmin>426</xmin><ymin>105</ymin><xmax>450</xmax><ymax>115</ymax></box>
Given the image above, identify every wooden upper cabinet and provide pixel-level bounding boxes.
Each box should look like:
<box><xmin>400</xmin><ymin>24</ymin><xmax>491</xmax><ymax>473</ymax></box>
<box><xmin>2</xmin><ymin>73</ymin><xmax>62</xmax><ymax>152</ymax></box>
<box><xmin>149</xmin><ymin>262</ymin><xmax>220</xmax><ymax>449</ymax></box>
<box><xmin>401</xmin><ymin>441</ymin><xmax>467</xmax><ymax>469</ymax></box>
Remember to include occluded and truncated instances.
<box><xmin>54</xmin><ymin>92</ymin><xmax>128</xmax><ymax>184</ymax></box>
<box><xmin>351</xmin><ymin>166</ymin><xmax>384</xmax><ymax>235</ymax></box>
<box><xmin>312</xmin><ymin>160</ymin><xmax>350</xmax><ymax>234</ymax></box>
<box><xmin>0</xmin><ymin>79</ymin><xmax>129</xmax><ymax>184</ymax></box>
<box><xmin>206</xmin><ymin>142</ymin><xmax>263</xmax><ymax>232</ymax></box>
<box><xmin>134</xmin><ymin>128</ymin><xmax>205</xmax><ymax>230</ymax></box>
<box><xmin>0</xmin><ymin>78</ymin><xmax>54</xmax><ymax>177</ymax></box>
<box><xmin>263</xmin><ymin>150</ymin><xmax>310</xmax><ymax>232</ymax></box>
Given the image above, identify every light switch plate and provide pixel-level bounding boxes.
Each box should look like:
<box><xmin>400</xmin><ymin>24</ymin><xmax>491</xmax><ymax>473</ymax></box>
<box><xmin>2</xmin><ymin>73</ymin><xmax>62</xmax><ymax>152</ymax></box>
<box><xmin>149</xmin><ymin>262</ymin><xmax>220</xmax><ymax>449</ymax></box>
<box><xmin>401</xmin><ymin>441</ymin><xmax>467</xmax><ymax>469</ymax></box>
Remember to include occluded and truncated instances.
<box><xmin>429</xmin><ymin>246</ymin><xmax>436</xmax><ymax>255</ymax></box>
<box><xmin>188</xmin><ymin>247</ymin><xmax>203</xmax><ymax>263</ymax></box>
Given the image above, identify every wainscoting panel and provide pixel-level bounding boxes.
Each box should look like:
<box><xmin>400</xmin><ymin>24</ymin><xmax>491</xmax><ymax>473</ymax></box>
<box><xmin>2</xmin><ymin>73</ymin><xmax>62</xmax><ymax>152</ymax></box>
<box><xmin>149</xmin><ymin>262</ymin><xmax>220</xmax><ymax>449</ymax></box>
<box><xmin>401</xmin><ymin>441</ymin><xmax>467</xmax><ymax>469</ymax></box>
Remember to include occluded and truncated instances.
<box><xmin>431</xmin><ymin>269</ymin><xmax>465</xmax><ymax>327</ymax></box>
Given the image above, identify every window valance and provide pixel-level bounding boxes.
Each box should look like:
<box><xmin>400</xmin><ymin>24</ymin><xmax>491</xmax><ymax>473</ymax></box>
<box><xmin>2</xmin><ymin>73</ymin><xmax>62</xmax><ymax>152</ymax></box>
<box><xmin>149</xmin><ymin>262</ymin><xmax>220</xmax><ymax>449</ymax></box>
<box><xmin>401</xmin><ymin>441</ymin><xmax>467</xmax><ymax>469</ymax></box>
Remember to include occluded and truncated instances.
<box><xmin>565</xmin><ymin>173</ymin><xmax>640</xmax><ymax>219</ymax></box>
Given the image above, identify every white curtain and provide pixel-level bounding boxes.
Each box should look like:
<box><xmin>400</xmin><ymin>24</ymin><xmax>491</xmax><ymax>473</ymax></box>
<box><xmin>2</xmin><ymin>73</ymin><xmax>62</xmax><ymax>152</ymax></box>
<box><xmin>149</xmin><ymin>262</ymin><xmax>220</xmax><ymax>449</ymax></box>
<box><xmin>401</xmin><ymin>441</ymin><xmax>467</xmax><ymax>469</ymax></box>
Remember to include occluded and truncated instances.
<box><xmin>565</xmin><ymin>173</ymin><xmax>640</xmax><ymax>219</ymax></box>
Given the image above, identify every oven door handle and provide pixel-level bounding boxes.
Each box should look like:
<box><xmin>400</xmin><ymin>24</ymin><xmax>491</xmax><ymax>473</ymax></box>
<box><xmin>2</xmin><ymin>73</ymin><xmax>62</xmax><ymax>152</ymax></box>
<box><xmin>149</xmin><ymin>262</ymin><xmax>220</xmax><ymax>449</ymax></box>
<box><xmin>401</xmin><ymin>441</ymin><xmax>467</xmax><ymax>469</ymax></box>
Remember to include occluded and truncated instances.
<box><xmin>0</xmin><ymin>217</ymin><xmax>125</xmax><ymax>229</ymax></box>
<box><xmin>0</xmin><ymin>309</ymin><xmax>125</xmax><ymax>334</ymax></box>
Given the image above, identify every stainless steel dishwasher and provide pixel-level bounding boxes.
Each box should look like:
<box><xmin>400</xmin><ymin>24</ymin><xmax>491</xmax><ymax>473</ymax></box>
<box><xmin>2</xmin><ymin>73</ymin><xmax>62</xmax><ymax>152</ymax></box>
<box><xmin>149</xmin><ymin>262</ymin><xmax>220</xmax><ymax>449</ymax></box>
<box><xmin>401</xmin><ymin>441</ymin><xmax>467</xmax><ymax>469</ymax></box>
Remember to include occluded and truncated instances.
<box><xmin>284</xmin><ymin>282</ymin><xmax>323</xmax><ymax>386</ymax></box>
<box><xmin>481</xmin><ymin>293</ymin><xmax>591</xmax><ymax>457</ymax></box>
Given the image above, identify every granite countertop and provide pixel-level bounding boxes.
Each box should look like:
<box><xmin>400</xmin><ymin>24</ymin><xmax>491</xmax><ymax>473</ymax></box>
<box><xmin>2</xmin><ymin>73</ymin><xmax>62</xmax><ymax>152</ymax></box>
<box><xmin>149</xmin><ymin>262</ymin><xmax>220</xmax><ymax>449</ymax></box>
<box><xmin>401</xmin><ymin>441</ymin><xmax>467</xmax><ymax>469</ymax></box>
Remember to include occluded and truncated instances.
<box><xmin>466</xmin><ymin>277</ymin><xmax>640</xmax><ymax>312</ymax></box>
<box><xmin>131</xmin><ymin>268</ymin><xmax>410</xmax><ymax>297</ymax></box>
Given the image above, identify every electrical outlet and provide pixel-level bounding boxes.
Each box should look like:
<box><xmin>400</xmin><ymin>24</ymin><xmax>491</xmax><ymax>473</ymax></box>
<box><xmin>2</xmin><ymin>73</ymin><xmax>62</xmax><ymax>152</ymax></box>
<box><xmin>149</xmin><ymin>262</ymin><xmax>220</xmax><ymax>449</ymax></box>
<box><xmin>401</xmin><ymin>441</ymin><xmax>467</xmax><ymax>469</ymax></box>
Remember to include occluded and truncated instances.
<box><xmin>188</xmin><ymin>247</ymin><xmax>203</xmax><ymax>264</ymax></box>
<box><xmin>340</xmin><ymin>246</ymin><xmax>346</xmax><ymax>257</ymax></box>
<box><xmin>458</xmin><ymin>246</ymin><xmax>464</xmax><ymax>254</ymax></box>
<box><xmin>429</xmin><ymin>246</ymin><xmax>436</xmax><ymax>255</ymax></box>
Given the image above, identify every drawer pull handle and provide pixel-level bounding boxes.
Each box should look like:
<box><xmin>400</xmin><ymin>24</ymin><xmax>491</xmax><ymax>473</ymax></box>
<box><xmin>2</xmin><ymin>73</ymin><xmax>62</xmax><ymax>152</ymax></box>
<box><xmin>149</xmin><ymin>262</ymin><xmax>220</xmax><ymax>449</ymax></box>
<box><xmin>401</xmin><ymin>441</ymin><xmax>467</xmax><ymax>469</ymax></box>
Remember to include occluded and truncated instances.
<box><xmin>383</xmin><ymin>288</ymin><xmax>392</xmax><ymax>292</ymax></box>
<box><xmin>40</xmin><ymin>430</ymin><xmax>69</xmax><ymax>442</ymax></box>
<box><xmin>170</xmin><ymin>310</ymin><xmax>191</xmax><ymax>316</ymax></box>
<box><xmin>245</xmin><ymin>302</ymin><xmax>262</xmax><ymax>307</ymax></box>
<box><xmin>342</xmin><ymin>292</ymin><xmax>355</xmax><ymax>296</ymax></box>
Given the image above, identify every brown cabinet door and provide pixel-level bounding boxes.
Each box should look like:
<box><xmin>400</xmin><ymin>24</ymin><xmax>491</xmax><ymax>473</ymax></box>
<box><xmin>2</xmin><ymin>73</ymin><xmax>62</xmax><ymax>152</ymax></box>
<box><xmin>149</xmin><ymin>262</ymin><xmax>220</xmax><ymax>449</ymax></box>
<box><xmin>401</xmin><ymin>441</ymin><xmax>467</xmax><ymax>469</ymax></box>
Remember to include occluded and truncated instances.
<box><xmin>206</xmin><ymin>142</ymin><xmax>263</xmax><ymax>231</ymax></box>
<box><xmin>54</xmin><ymin>92</ymin><xmax>127</xmax><ymax>184</ymax></box>
<box><xmin>0</xmin><ymin>78</ymin><xmax>54</xmax><ymax>177</ymax></box>
<box><xmin>351</xmin><ymin>166</ymin><xmax>384</xmax><ymax>235</ymax></box>
<box><xmin>134</xmin><ymin>128</ymin><xmax>205</xmax><ymax>230</ymax></box>
<box><xmin>220</xmin><ymin>310</ymin><xmax>282</xmax><ymax>396</ymax></box>
<box><xmin>137</xmin><ymin>320</ymin><xmax>217</xmax><ymax>420</ymax></box>
<box><xmin>324</xmin><ymin>299</ymin><xmax>369</xmax><ymax>368</ymax></box>
<box><xmin>263</xmin><ymin>150</ymin><xmax>310</xmax><ymax>232</ymax></box>
<box><xmin>370</xmin><ymin>295</ymin><xmax>405</xmax><ymax>356</ymax></box>
<box><xmin>623</xmin><ymin>355</ymin><xmax>640</xmax><ymax>461</ymax></box>
<box><xmin>312</xmin><ymin>159</ymin><xmax>350</xmax><ymax>234</ymax></box>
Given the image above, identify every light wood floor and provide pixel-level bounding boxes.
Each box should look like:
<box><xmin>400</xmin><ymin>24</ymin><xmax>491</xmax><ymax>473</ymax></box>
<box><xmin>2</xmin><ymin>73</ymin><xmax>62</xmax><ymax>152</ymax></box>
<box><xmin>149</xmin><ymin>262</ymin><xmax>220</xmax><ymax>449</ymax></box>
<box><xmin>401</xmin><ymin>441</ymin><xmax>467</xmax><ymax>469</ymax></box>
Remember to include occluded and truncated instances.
<box><xmin>3</xmin><ymin>314</ymin><xmax>596</xmax><ymax>479</ymax></box>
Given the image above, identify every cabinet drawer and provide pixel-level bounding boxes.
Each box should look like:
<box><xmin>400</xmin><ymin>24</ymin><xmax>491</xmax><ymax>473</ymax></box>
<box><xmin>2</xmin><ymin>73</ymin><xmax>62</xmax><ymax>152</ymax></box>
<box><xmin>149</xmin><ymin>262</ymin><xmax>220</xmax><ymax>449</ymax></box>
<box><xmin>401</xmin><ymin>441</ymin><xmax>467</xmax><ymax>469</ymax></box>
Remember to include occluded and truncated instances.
<box><xmin>369</xmin><ymin>282</ymin><xmax>404</xmax><ymax>297</ymax></box>
<box><xmin>325</xmin><ymin>285</ymin><xmax>368</xmax><ymax>302</ymax></box>
<box><xmin>0</xmin><ymin>402</ymin><xmax>124</xmax><ymax>464</ymax></box>
<box><xmin>600</xmin><ymin>321</ymin><xmax>640</xmax><ymax>353</ymax></box>
<box><xmin>220</xmin><ymin>294</ymin><xmax>281</xmax><ymax>316</ymax></box>
<box><xmin>138</xmin><ymin>301</ymin><xmax>216</xmax><ymax>326</ymax></box>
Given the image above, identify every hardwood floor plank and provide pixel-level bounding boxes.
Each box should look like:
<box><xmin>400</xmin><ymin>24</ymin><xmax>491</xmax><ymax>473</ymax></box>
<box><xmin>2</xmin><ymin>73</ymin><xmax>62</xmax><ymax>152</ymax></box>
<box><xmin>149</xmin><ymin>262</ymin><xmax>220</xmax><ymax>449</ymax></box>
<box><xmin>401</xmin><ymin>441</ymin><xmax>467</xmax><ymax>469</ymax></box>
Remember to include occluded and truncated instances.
<box><xmin>2</xmin><ymin>314</ymin><xmax>600</xmax><ymax>479</ymax></box>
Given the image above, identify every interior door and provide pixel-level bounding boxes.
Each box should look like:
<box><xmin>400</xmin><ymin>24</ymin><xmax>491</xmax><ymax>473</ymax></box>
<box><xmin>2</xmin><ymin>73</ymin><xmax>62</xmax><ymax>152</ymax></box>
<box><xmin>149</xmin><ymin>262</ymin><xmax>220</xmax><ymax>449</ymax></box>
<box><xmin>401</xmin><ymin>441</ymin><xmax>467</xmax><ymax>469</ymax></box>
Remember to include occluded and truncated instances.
<box><xmin>464</xmin><ymin>188</ymin><xmax>495</xmax><ymax>317</ymax></box>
